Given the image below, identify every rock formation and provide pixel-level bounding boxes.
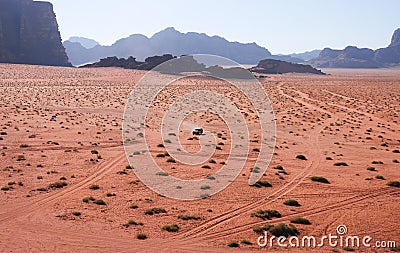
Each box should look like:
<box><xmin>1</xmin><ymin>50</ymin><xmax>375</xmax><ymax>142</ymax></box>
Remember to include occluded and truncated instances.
<box><xmin>250</xmin><ymin>59</ymin><xmax>325</xmax><ymax>75</ymax></box>
<box><xmin>309</xmin><ymin>28</ymin><xmax>400</xmax><ymax>68</ymax></box>
<box><xmin>82</xmin><ymin>54</ymin><xmax>175</xmax><ymax>71</ymax></box>
<box><xmin>0</xmin><ymin>0</ymin><xmax>70</xmax><ymax>66</ymax></box>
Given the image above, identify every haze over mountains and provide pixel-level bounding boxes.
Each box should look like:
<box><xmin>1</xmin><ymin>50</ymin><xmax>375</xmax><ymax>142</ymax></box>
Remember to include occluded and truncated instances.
<box><xmin>63</xmin><ymin>27</ymin><xmax>303</xmax><ymax>66</ymax></box>
<box><xmin>65</xmin><ymin>27</ymin><xmax>400</xmax><ymax>68</ymax></box>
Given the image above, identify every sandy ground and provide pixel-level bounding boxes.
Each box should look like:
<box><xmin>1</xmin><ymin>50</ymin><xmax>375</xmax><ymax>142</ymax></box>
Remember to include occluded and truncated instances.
<box><xmin>0</xmin><ymin>64</ymin><xmax>399</xmax><ymax>252</ymax></box>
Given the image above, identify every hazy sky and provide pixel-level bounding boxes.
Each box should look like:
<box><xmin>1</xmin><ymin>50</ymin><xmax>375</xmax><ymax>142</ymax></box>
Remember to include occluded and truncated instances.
<box><xmin>47</xmin><ymin>0</ymin><xmax>400</xmax><ymax>54</ymax></box>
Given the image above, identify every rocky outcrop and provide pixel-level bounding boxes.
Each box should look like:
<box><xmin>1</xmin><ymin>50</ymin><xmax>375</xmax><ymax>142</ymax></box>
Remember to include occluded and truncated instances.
<box><xmin>310</xmin><ymin>28</ymin><xmax>400</xmax><ymax>68</ymax></box>
<box><xmin>375</xmin><ymin>28</ymin><xmax>400</xmax><ymax>65</ymax></box>
<box><xmin>82</xmin><ymin>54</ymin><xmax>175</xmax><ymax>71</ymax></box>
<box><xmin>250</xmin><ymin>59</ymin><xmax>325</xmax><ymax>75</ymax></box>
<box><xmin>310</xmin><ymin>46</ymin><xmax>381</xmax><ymax>68</ymax></box>
<box><xmin>0</xmin><ymin>0</ymin><xmax>70</xmax><ymax>66</ymax></box>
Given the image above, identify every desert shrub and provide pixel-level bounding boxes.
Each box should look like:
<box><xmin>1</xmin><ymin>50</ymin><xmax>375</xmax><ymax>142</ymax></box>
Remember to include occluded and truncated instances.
<box><xmin>162</xmin><ymin>224</ymin><xmax>179</xmax><ymax>232</ymax></box>
<box><xmin>157</xmin><ymin>144</ymin><xmax>164</xmax><ymax>147</ymax></box>
<box><xmin>156</xmin><ymin>153</ymin><xmax>165</xmax><ymax>157</ymax></box>
<box><xmin>296</xmin><ymin>154</ymin><xmax>307</xmax><ymax>160</ymax></box>
<box><xmin>156</xmin><ymin>171</ymin><xmax>169</xmax><ymax>176</ymax></box>
<box><xmin>201</xmin><ymin>185</ymin><xmax>211</xmax><ymax>190</ymax></box>
<box><xmin>253</xmin><ymin>148</ymin><xmax>260</xmax><ymax>152</ymax></box>
<box><xmin>145</xmin><ymin>207</ymin><xmax>167</xmax><ymax>215</ymax></box>
<box><xmin>20</xmin><ymin>144</ymin><xmax>29</xmax><ymax>148</ymax></box>
<box><xmin>37</xmin><ymin>187</ymin><xmax>47</xmax><ymax>192</ymax></box>
<box><xmin>17</xmin><ymin>155</ymin><xmax>26</xmax><ymax>161</ymax></box>
<box><xmin>252</xmin><ymin>224</ymin><xmax>273</xmax><ymax>234</ymax></box>
<box><xmin>393</xmin><ymin>149</ymin><xmax>400</xmax><ymax>153</ymax></box>
<box><xmin>343</xmin><ymin>247</ymin><xmax>355</xmax><ymax>251</ymax></box>
<box><xmin>178</xmin><ymin>215</ymin><xmax>201</xmax><ymax>220</ymax></box>
<box><xmin>0</xmin><ymin>132</ymin><xmax>7</xmax><ymax>135</ymax></box>
<box><xmin>251</xmin><ymin>181</ymin><xmax>272</xmax><ymax>188</ymax></box>
<box><xmin>202</xmin><ymin>165</ymin><xmax>211</xmax><ymax>169</ymax></box>
<box><xmin>372</xmin><ymin>161</ymin><xmax>383</xmax><ymax>164</ymax></box>
<box><xmin>241</xmin><ymin>239</ymin><xmax>252</xmax><ymax>245</ymax></box>
<box><xmin>375</xmin><ymin>175</ymin><xmax>385</xmax><ymax>180</ymax></box>
<box><xmin>334</xmin><ymin>162</ymin><xmax>348</xmax><ymax>166</ymax></box>
<box><xmin>311</xmin><ymin>176</ymin><xmax>330</xmax><ymax>184</ymax></box>
<box><xmin>127</xmin><ymin>220</ymin><xmax>138</xmax><ymax>225</ymax></box>
<box><xmin>215</xmin><ymin>146</ymin><xmax>222</xmax><ymax>150</ymax></box>
<box><xmin>387</xmin><ymin>181</ymin><xmax>400</xmax><ymax>188</ymax></box>
<box><xmin>91</xmin><ymin>150</ymin><xmax>99</xmax><ymax>154</ymax></box>
<box><xmin>268</xmin><ymin>223</ymin><xmax>299</xmax><ymax>237</ymax></box>
<box><xmin>117</xmin><ymin>170</ymin><xmax>128</xmax><ymax>175</ymax></box>
<box><xmin>209</xmin><ymin>159</ymin><xmax>216</xmax><ymax>164</ymax></box>
<box><xmin>326</xmin><ymin>157</ymin><xmax>333</xmax><ymax>160</ymax></box>
<box><xmin>1</xmin><ymin>186</ymin><xmax>10</xmax><ymax>191</ymax></box>
<box><xmin>137</xmin><ymin>233</ymin><xmax>147</xmax><ymax>240</ymax></box>
<box><xmin>49</xmin><ymin>181</ymin><xmax>67</xmax><ymax>189</ymax></box>
<box><xmin>366</xmin><ymin>167</ymin><xmax>376</xmax><ymax>171</ymax></box>
<box><xmin>251</xmin><ymin>209</ymin><xmax>281</xmax><ymax>220</ymax></box>
<box><xmin>284</xmin><ymin>199</ymin><xmax>301</xmax><ymax>207</ymax></box>
<box><xmin>251</xmin><ymin>166</ymin><xmax>260</xmax><ymax>173</ymax></box>
<box><xmin>82</xmin><ymin>197</ymin><xmax>90</xmax><ymax>203</ymax></box>
<box><xmin>227</xmin><ymin>241</ymin><xmax>239</xmax><ymax>248</ymax></box>
<box><xmin>93</xmin><ymin>199</ymin><xmax>106</xmax><ymax>205</ymax></box>
<box><xmin>290</xmin><ymin>217</ymin><xmax>311</xmax><ymax>225</ymax></box>
<box><xmin>72</xmin><ymin>212</ymin><xmax>81</xmax><ymax>216</ymax></box>
<box><xmin>274</xmin><ymin>165</ymin><xmax>284</xmax><ymax>170</ymax></box>
<box><xmin>126</xmin><ymin>165</ymin><xmax>134</xmax><ymax>170</ymax></box>
<box><xmin>166</xmin><ymin>158</ymin><xmax>176</xmax><ymax>163</ymax></box>
<box><xmin>106</xmin><ymin>192</ymin><xmax>116</xmax><ymax>197</ymax></box>
<box><xmin>393</xmin><ymin>159</ymin><xmax>399</xmax><ymax>163</ymax></box>
<box><xmin>89</xmin><ymin>184</ymin><xmax>100</xmax><ymax>190</ymax></box>
<box><xmin>130</xmin><ymin>204</ymin><xmax>138</xmax><ymax>209</ymax></box>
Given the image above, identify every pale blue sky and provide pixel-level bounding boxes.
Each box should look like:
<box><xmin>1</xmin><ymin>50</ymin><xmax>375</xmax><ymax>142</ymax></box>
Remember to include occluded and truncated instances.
<box><xmin>47</xmin><ymin>0</ymin><xmax>400</xmax><ymax>54</ymax></box>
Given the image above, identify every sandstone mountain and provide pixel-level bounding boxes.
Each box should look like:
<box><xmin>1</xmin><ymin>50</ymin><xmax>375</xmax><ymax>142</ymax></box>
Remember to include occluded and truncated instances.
<box><xmin>64</xmin><ymin>27</ymin><xmax>301</xmax><ymax>66</ymax></box>
<box><xmin>67</xmin><ymin>36</ymin><xmax>99</xmax><ymax>49</ymax></box>
<box><xmin>309</xmin><ymin>28</ymin><xmax>400</xmax><ymax>68</ymax></box>
<box><xmin>250</xmin><ymin>59</ymin><xmax>325</xmax><ymax>75</ymax></box>
<box><xmin>0</xmin><ymin>0</ymin><xmax>70</xmax><ymax>66</ymax></box>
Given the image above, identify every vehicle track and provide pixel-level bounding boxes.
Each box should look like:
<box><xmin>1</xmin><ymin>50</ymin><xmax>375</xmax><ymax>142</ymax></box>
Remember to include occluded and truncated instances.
<box><xmin>0</xmin><ymin>150</ymin><xmax>126</xmax><ymax>223</ymax></box>
<box><xmin>175</xmin><ymin>82</ymin><xmax>336</xmax><ymax>240</ymax></box>
<box><xmin>186</xmin><ymin>187</ymin><xmax>397</xmax><ymax>241</ymax></box>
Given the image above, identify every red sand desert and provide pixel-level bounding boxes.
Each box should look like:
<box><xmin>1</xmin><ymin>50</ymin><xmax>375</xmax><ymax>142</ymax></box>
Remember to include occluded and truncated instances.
<box><xmin>0</xmin><ymin>64</ymin><xmax>399</xmax><ymax>252</ymax></box>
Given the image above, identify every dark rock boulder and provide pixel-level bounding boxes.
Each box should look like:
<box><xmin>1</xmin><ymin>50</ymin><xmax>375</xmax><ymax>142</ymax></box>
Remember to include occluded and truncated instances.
<box><xmin>0</xmin><ymin>0</ymin><xmax>70</xmax><ymax>66</ymax></box>
<box><xmin>82</xmin><ymin>54</ymin><xmax>175</xmax><ymax>71</ymax></box>
<box><xmin>250</xmin><ymin>59</ymin><xmax>325</xmax><ymax>75</ymax></box>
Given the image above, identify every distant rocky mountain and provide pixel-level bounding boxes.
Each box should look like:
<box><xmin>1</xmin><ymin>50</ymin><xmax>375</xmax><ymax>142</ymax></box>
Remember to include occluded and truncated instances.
<box><xmin>0</xmin><ymin>0</ymin><xmax>70</xmax><ymax>66</ymax></box>
<box><xmin>250</xmin><ymin>59</ymin><xmax>325</xmax><ymax>75</ymax></box>
<box><xmin>64</xmin><ymin>27</ymin><xmax>300</xmax><ymax>66</ymax></box>
<box><xmin>67</xmin><ymin>36</ymin><xmax>99</xmax><ymax>49</ymax></box>
<box><xmin>289</xmin><ymin>50</ymin><xmax>322</xmax><ymax>61</ymax></box>
<box><xmin>309</xmin><ymin>28</ymin><xmax>400</xmax><ymax>68</ymax></box>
